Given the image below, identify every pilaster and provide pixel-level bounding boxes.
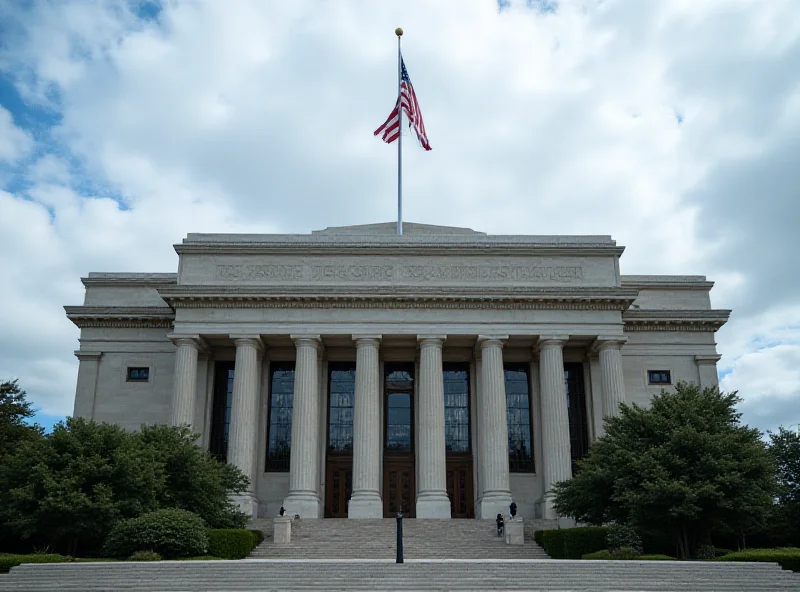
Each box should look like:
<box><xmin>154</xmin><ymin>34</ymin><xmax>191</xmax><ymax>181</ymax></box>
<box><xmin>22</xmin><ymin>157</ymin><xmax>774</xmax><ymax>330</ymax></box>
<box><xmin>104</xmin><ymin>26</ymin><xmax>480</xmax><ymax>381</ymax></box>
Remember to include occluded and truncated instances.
<box><xmin>696</xmin><ymin>355</ymin><xmax>722</xmax><ymax>390</ymax></box>
<box><xmin>73</xmin><ymin>351</ymin><xmax>102</xmax><ymax>419</ymax></box>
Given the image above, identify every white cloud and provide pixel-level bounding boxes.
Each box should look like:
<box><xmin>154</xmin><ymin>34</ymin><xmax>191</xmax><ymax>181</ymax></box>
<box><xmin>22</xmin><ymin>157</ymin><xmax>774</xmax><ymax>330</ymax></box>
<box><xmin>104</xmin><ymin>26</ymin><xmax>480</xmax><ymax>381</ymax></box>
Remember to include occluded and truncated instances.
<box><xmin>0</xmin><ymin>106</ymin><xmax>33</xmax><ymax>162</ymax></box>
<box><xmin>0</xmin><ymin>0</ymin><xmax>797</xmax><ymax>430</ymax></box>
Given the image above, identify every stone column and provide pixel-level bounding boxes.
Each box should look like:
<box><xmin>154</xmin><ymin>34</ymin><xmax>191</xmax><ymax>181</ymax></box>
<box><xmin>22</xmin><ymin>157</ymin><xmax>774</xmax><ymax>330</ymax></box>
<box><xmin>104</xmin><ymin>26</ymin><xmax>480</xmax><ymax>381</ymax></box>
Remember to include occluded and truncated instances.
<box><xmin>696</xmin><ymin>355</ymin><xmax>722</xmax><ymax>390</ymax></box>
<box><xmin>284</xmin><ymin>335</ymin><xmax>322</xmax><ymax>518</ymax></box>
<box><xmin>595</xmin><ymin>337</ymin><xmax>627</xmax><ymax>419</ymax></box>
<box><xmin>477</xmin><ymin>336</ymin><xmax>513</xmax><ymax>520</ymax></box>
<box><xmin>168</xmin><ymin>334</ymin><xmax>205</xmax><ymax>428</ymax></box>
<box><xmin>474</xmin><ymin>346</ymin><xmax>484</xmax><ymax>509</ymax></box>
<box><xmin>72</xmin><ymin>351</ymin><xmax>102</xmax><ymax>419</ymax></box>
<box><xmin>349</xmin><ymin>335</ymin><xmax>383</xmax><ymax>518</ymax></box>
<box><xmin>228</xmin><ymin>335</ymin><xmax>264</xmax><ymax>518</ymax></box>
<box><xmin>416</xmin><ymin>335</ymin><xmax>451</xmax><ymax>518</ymax></box>
<box><xmin>538</xmin><ymin>336</ymin><xmax>572</xmax><ymax>520</ymax></box>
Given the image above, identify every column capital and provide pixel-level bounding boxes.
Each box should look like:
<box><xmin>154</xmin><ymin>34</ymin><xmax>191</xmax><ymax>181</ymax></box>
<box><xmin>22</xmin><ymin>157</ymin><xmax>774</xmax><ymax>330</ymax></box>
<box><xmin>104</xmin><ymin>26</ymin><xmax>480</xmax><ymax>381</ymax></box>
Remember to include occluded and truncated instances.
<box><xmin>230</xmin><ymin>335</ymin><xmax>265</xmax><ymax>352</ymax></box>
<box><xmin>536</xmin><ymin>335</ymin><xmax>569</xmax><ymax>350</ymax></box>
<box><xmin>695</xmin><ymin>354</ymin><xmax>722</xmax><ymax>365</ymax></box>
<box><xmin>290</xmin><ymin>334</ymin><xmax>322</xmax><ymax>350</ymax></box>
<box><xmin>418</xmin><ymin>335</ymin><xmax>446</xmax><ymax>348</ymax></box>
<box><xmin>74</xmin><ymin>350</ymin><xmax>102</xmax><ymax>361</ymax></box>
<box><xmin>352</xmin><ymin>334</ymin><xmax>382</xmax><ymax>348</ymax></box>
<box><xmin>168</xmin><ymin>333</ymin><xmax>208</xmax><ymax>351</ymax></box>
<box><xmin>591</xmin><ymin>335</ymin><xmax>628</xmax><ymax>353</ymax></box>
<box><xmin>477</xmin><ymin>335</ymin><xmax>508</xmax><ymax>350</ymax></box>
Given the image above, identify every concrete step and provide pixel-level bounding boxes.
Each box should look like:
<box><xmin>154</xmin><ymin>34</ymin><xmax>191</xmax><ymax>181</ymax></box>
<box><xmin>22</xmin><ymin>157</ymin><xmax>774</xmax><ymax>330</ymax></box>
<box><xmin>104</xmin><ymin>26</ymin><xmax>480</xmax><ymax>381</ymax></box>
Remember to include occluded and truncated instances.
<box><xmin>1</xmin><ymin>560</ymin><xmax>799</xmax><ymax>591</ymax></box>
<box><xmin>248</xmin><ymin>518</ymin><xmax>551</xmax><ymax>559</ymax></box>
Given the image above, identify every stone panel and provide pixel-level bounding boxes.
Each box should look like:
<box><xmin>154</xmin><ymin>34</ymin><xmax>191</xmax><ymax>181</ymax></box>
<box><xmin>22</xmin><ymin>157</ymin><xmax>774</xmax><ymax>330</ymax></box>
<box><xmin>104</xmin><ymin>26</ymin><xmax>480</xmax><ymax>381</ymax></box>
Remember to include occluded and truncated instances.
<box><xmin>179</xmin><ymin>254</ymin><xmax>617</xmax><ymax>288</ymax></box>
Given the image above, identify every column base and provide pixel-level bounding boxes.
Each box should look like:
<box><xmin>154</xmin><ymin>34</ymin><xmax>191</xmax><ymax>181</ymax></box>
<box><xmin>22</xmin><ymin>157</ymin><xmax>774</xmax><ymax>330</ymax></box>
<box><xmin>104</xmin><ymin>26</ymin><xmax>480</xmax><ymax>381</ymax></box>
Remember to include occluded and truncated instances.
<box><xmin>231</xmin><ymin>493</ymin><xmax>259</xmax><ymax>519</ymax></box>
<box><xmin>538</xmin><ymin>495</ymin><xmax>559</xmax><ymax>520</ymax></box>
<box><xmin>416</xmin><ymin>492</ymin><xmax>451</xmax><ymax>518</ymax></box>
<box><xmin>348</xmin><ymin>492</ymin><xmax>383</xmax><ymax>518</ymax></box>
<box><xmin>283</xmin><ymin>492</ymin><xmax>321</xmax><ymax>519</ymax></box>
<box><xmin>477</xmin><ymin>494</ymin><xmax>513</xmax><ymax>520</ymax></box>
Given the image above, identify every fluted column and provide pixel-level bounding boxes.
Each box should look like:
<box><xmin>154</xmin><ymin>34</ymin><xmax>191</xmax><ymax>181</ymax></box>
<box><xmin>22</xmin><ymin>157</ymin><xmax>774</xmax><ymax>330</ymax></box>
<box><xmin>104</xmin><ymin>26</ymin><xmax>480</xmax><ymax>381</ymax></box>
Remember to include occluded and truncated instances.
<box><xmin>416</xmin><ymin>335</ymin><xmax>451</xmax><ymax>518</ymax></box>
<box><xmin>594</xmin><ymin>337</ymin><xmax>627</xmax><ymax>420</ymax></box>
<box><xmin>284</xmin><ymin>335</ymin><xmax>322</xmax><ymax>518</ymax></box>
<box><xmin>477</xmin><ymin>335</ymin><xmax>513</xmax><ymax>519</ymax></box>
<box><xmin>473</xmin><ymin>347</ymin><xmax>485</xmax><ymax>509</ymax></box>
<box><xmin>228</xmin><ymin>335</ymin><xmax>264</xmax><ymax>518</ymax></box>
<box><xmin>538</xmin><ymin>336</ymin><xmax>572</xmax><ymax>520</ymax></box>
<box><xmin>168</xmin><ymin>335</ymin><xmax>204</xmax><ymax>428</ymax></box>
<box><xmin>349</xmin><ymin>335</ymin><xmax>383</xmax><ymax>518</ymax></box>
<box><xmin>696</xmin><ymin>355</ymin><xmax>722</xmax><ymax>390</ymax></box>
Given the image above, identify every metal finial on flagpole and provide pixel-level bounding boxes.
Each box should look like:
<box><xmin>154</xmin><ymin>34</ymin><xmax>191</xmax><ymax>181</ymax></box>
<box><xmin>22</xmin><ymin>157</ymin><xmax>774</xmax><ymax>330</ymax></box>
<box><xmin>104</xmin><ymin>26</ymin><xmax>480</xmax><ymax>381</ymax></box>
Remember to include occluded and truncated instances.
<box><xmin>396</xmin><ymin>28</ymin><xmax>403</xmax><ymax>236</ymax></box>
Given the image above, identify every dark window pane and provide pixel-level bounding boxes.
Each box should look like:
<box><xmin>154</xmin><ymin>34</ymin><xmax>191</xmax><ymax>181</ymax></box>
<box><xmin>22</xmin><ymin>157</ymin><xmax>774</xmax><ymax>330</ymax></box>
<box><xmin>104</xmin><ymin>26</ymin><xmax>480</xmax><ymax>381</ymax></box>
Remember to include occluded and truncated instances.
<box><xmin>209</xmin><ymin>362</ymin><xmax>234</xmax><ymax>462</ymax></box>
<box><xmin>565</xmin><ymin>363</ymin><xmax>589</xmax><ymax>473</ymax></box>
<box><xmin>443</xmin><ymin>364</ymin><xmax>470</xmax><ymax>453</ymax></box>
<box><xmin>328</xmin><ymin>363</ymin><xmax>356</xmax><ymax>453</ymax></box>
<box><xmin>385</xmin><ymin>363</ymin><xmax>414</xmax><ymax>453</ymax></box>
<box><xmin>266</xmin><ymin>362</ymin><xmax>296</xmax><ymax>472</ymax></box>
<box><xmin>126</xmin><ymin>367</ymin><xmax>149</xmax><ymax>382</ymax></box>
<box><xmin>505</xmin><ymin>363</ymin><xmax>534</xmax><ymax>473</ymax></box>
<box><xmin>647</xmin><ymin>370</ymin><xmax>671</xmax><ymax>385</ymax></box>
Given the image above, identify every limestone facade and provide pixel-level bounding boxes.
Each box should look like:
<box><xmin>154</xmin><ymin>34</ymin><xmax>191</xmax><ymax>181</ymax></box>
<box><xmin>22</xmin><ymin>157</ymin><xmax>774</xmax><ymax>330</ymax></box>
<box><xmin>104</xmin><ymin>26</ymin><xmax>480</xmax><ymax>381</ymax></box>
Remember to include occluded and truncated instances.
<box><xmin>65</xmin><ymin>223</ymin><xmax>730</xmax><ymax>520</ymax></box>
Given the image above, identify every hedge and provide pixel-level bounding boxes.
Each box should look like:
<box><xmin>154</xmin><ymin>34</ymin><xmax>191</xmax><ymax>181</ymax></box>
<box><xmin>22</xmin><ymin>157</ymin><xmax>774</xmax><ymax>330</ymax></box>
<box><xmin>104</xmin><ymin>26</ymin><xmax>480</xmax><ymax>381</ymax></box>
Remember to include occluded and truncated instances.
<box><xmin>714</xmin><ymin>548</ymin><xmax>800</xmax><ymax>572</ymax></box>
<box><xmin>582</xmin><ymin>550</ymin><xmax>674</xmax><ymax>561</ymax></box>
<box><xmin>207</xmin><ymin>529</ymin><xmax>259</xmax><ymax>559</ymax></box>
<box><xmin>248</xmin><ymin>529</ymin><xmax>265</xmax><ymax>546</ymax></box>
<box><xmin>536</xmin><ymin>527</ymin><xmax>609</xmax><ymax>559</ymax></box>
<box><xmin>103</xmin><ymin>509</ymin><xmax>209</xmax><ymax>559</ymax></box>
<box><xmin>0</xmin><ymin>554</ymin><xmax>70</xmax><ymax>574</ymax></box>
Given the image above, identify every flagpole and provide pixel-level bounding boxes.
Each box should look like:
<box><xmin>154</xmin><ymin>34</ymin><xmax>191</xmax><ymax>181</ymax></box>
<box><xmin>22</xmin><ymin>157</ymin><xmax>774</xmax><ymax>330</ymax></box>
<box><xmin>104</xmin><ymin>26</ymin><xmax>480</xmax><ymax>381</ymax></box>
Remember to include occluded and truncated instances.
<box><xmin>396</xmin><ymin>27</ymin><xmax>403</xmax><ymax>236</ymax></box>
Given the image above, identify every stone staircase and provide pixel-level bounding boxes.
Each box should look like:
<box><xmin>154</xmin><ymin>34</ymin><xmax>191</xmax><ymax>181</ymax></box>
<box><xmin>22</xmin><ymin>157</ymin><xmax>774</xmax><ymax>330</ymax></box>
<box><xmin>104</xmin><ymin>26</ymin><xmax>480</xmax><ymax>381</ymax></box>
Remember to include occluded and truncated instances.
<box><xmin>2</xmin><ymin>559</ymin><xmax>799</xmax><ymax>591</ymax></box>
<box><xmin>248</xmin><ymin>517</ymin><xmax>552</xmax><ymax>559</ymax></box>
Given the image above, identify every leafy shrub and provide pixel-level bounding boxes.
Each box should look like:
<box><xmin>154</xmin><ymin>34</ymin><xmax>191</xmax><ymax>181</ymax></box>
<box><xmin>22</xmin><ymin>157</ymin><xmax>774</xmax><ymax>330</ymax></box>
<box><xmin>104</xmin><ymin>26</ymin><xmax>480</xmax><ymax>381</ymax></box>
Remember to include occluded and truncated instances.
<box><xmin>696</xmin><ymin>544</ymin><xmax>716</xmax><ymax>560</ymax></box>
<box><xmin>607</xmin><ymin>523</ymin><xmax>642</xmax><ymax>554</ymax></box>
<box><xmin>563</xmin><ymin>527</ymin><xmax>609</xmax><ymax>559</ymax></box>
<box><xmin>714</xmin><ymin>548</ymin><xmax>734</xmax><ymax>557</ymax></box>
<box><xmin>0</xmin><ymin>554</ymin><xmax>69</xmax><ymax>573</ymax></box>
<box><xmin>207</xmin><ymin>529</ymin><xmax>258</xmax><ymax>559</ymax></box>
<box><xmin>582</xmin><ymin>549</ymin><xmax>674</xmax><ymax>561</ymax></box>
<box><xmin>539</xmin><ymin>530</ymin><xmax>566</xmax><ymax>558</ymax></box>
<box><xmin>248</xmin><ymin>529</ymin><xmax>265</xmax><ymax>546</ymax></box>
<box><xmin>537</xmin><ymin>527</ymin><xmax>609</xmax><ymax>559</ymax></box>
<box><xmin>103</xmin><ymin>509</ymin><xmax>209</xmax><ymax>559</ymax></box>
<box><xmin>128</xmin><ymin>551</ymin><xmax>161</xmax><ymax>562</ymax></box>
<box><xmin>714</xmin><ymin>547</ymin><xmax>800</xmax><ymax>572</ymax></box>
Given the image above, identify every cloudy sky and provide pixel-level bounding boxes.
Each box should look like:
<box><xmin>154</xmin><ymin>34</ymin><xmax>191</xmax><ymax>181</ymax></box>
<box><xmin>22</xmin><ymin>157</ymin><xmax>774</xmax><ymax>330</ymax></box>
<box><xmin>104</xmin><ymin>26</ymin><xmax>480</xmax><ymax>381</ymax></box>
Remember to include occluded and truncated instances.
<box><xmin>0</xmin><ymin>0</ymin><xmax>798</xmax><ymax>435</ymax></box>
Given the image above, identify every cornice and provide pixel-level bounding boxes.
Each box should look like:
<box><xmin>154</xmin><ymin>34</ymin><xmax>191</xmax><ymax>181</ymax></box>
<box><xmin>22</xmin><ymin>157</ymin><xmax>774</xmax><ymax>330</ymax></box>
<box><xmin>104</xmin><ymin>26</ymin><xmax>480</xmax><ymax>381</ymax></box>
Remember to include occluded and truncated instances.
<box><xmin>621</xmin><ymin>275</ymin><xmax>714</xmax><ymax>290</ymax></box>
<box><xmin>623</xmin><ymin>309</ymin><xmax>730</xmax><ymax>332</ymax></box>
<box><xmin>174</xmin><ymin>241</ymin><xmax>625</xmax><ymax>257</ymax></box>
<box><xmin>81</xmin><ymin>274</ymin><xmax>177</xmax><ymax>288</ymax></box>
<box><xmin>65</xmin><ymin>306</ymin><xmax>175</xmax><ymax>329</ymax></box>
<box><xmin>157</xmin><ymin>286</ymin><xmax>639</xmax><ymax>311</ymax></box>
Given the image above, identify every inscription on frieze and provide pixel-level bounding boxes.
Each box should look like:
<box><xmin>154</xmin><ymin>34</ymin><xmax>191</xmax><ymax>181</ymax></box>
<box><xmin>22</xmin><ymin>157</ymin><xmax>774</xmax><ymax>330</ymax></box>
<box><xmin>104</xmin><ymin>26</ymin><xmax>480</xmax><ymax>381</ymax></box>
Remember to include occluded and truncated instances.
<box><xmin>216</xmin><ymin>263</ymin><xmax>584</xmax><ymax>283</ymax></box>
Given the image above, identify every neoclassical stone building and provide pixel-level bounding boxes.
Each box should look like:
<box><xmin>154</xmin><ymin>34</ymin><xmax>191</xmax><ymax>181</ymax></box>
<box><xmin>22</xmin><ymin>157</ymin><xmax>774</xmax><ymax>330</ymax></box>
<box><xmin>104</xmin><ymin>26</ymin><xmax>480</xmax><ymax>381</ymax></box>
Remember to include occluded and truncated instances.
<box><xmin>66</xmin><ymin>223</ymin><xmax>729</xmax><ymax>521</ymax></box>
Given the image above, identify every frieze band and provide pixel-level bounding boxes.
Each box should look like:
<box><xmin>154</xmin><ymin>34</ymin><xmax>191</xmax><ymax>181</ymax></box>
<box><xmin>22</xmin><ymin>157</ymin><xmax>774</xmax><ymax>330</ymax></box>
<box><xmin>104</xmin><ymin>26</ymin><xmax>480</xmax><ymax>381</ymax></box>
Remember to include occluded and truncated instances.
<box><xmin>216</xmin><ymin>263</ymin><xmax>584</xmax><ymax>283</ymax></box>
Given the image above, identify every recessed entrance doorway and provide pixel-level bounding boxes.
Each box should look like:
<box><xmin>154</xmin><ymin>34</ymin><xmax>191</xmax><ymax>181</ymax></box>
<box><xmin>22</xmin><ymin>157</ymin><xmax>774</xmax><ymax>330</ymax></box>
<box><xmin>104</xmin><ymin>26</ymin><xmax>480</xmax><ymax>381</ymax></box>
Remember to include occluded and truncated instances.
<box><xmin>383</xmin><ymin>363</ymin><xmax>415</xmax><ymax>517</ymax></box>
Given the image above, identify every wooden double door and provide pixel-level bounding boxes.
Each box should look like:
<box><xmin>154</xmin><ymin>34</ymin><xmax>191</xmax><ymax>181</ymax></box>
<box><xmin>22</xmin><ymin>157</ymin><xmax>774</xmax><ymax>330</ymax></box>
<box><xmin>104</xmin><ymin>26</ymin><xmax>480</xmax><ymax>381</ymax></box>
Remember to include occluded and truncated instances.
<box><xmin>446</xmin><ymin>459</ymin><xmax>474</xmax><ymax>518</ymax></box>
<box><xmin>383</xmin><ymin>459</ymin><xmax>415</xmax><ymax>517</ymax></box>
<box><xmin>325</xmin><ymin>460</ymin><xmax>352</xmax><ymax>518</ymax></box>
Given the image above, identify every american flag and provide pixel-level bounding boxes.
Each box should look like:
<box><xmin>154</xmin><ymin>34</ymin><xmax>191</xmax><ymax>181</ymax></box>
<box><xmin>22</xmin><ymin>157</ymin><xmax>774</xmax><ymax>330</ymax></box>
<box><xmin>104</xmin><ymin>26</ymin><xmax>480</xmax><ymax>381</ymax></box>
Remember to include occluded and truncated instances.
<box><xmin>374</xmin><ymin>57</ymin><xmax>431</xmax><ymax>151</ymax></box>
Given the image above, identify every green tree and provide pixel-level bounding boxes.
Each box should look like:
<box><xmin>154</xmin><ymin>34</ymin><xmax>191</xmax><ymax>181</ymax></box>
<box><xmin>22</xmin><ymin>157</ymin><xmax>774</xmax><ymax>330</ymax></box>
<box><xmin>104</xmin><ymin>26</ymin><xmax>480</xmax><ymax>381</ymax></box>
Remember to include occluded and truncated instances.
<box><xmin>768</xmin><ymin>426</ymin><xmax>800</xmax><ymax>545</ymax></box>
<box><xmin>552</xmin><ymin>382</ymin><xmax>775</xmax><ymax>559</ymax></box>
<box><xmin>0</xmin><ymin>417</ymin><xmax>160</xmax><ymax>556</ymax></box>
<box><xmin>137</xmin><ymin>424</ymin><xmax>249</xmax><ymax>529</ymax></box>
<box><xmin>0</xmin><ymin>380</ymin><xmax>43</xmax><ymax>457</ymax></box>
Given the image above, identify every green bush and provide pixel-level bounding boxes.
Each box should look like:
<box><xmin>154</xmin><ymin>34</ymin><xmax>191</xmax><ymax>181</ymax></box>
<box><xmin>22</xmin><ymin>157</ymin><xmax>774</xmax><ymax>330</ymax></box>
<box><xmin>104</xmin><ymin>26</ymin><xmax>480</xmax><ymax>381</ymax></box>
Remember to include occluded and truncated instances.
<box><xmin>103</xmin><ymin>509</ymin><xmax>209</xmax><ymax>559</ymax></box>
<box><xmin>714</xmin><ymin>548</ymin><xmax>800</xmax><ymax>572</ymax></box>
<box><xmin>563</xmin><ymin>527</ymin><xmax>609</xmax><ymax>559</ymax></box>
<box><xmin>128</xmin><ymin>551</ymin><xmax>161</xmax><ymax>562</ymax></box>
<box><xmin>607</xmin><ymin>523</ymin><xmax>642</xmax><ymax>554</ymax></box>
<box><xmin>582</xmin><ymin>549</ymin><xmax>674</xmax><ymax>561</ymax></box>
<box><xmin>539</xmin><ymin>530</ymin><xmax>566</xmax><ymax>558</ymax></box>
<box><xmin>247</xmin><ymin>529</ymin><xmax>265</xmax><ymax>546</ymax></box>
<box><xmin>0</xmin><ymin>554</ymin><xmax>69</xmax><ymax>573</ymax></box>
<box><xmin>696</xmin><ymin>544</ymin><xmax>716</xmax><ymax>560</ymax></box>
<box><xmin>714</xmin><ymin>548</ymin><xmax>734</xmax><ymax>557</ymax></box>
<box><xmin>207</xmin><ymin>529</ymin><xmax>258</xmax><ymax>559</ymax></box>
<box><xmin>537</xmin><ymin>527</ymin><xmax>609</xmax><ymax>559</ymax></box>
